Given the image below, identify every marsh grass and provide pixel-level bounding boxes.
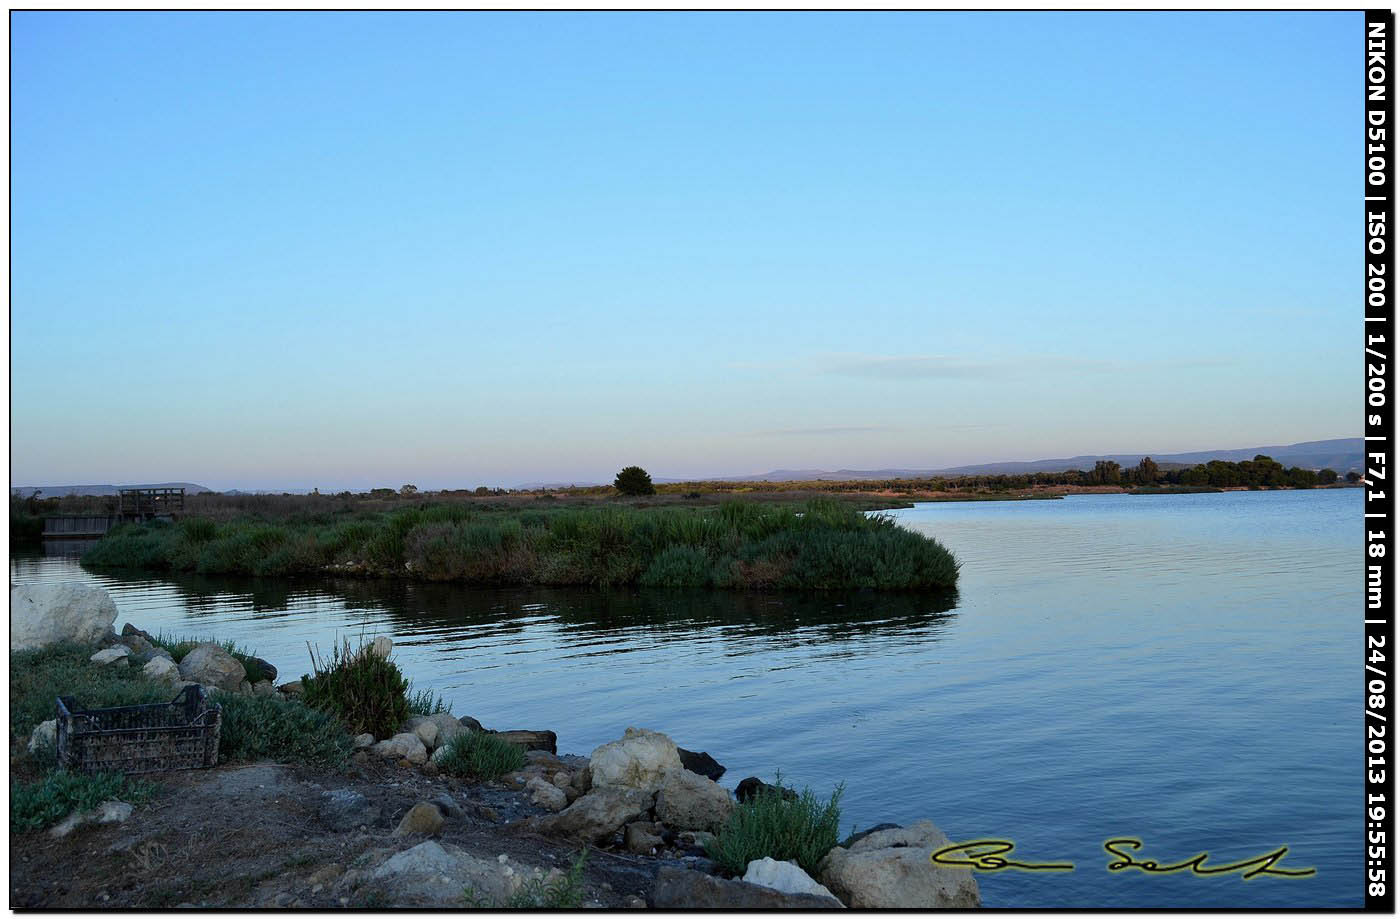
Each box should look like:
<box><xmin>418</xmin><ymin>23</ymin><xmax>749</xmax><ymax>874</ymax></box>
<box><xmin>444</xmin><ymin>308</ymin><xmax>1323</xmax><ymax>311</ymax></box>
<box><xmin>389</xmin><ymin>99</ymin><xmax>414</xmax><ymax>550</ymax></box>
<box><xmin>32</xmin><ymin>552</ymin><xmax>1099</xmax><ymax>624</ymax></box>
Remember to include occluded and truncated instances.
<box><xmin>705</xmin><ymin>774</ymin><xmax>844</xmax><ymax>877</ymax></box>
<box><xmin>435</xmin><ymin>730</ymin><xmax>526</xmax><ymax>781</ymax></box>
<box><xmin>83</xmin><ymin>499</ymin><xmax>959</xmax><ymax>590</ymax></box>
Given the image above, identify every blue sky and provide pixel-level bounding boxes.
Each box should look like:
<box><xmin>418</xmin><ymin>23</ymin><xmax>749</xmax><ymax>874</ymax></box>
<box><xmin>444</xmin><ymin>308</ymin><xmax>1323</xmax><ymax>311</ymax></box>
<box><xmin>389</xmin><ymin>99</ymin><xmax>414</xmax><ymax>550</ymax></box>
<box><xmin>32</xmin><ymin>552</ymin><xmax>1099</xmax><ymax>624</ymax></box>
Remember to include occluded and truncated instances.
<box><xmin>11</xmin><ymin>11</ymin><xmax>1359</xmax><ymax>490</ymax></box>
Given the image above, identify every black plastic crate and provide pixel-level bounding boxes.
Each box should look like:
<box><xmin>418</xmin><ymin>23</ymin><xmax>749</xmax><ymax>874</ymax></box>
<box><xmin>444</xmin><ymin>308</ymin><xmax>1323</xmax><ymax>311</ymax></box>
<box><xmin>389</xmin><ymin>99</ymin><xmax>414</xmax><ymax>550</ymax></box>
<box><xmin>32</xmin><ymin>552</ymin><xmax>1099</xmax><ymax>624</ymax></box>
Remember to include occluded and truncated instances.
<box><xmin>56</xmin><ymin>684</ymin><xmax>222</xmax><ymax>775</ymax></box>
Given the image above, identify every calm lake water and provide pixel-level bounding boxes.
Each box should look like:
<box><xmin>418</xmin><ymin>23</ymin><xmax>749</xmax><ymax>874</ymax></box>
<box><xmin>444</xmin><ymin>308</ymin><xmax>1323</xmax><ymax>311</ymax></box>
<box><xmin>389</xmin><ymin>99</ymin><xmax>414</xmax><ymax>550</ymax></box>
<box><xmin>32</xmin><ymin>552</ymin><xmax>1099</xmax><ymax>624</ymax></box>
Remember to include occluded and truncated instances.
<box><xmin>10</xmin><ymin>489</ymin><xmax>1360</xmax><ymax>907</ymax></box>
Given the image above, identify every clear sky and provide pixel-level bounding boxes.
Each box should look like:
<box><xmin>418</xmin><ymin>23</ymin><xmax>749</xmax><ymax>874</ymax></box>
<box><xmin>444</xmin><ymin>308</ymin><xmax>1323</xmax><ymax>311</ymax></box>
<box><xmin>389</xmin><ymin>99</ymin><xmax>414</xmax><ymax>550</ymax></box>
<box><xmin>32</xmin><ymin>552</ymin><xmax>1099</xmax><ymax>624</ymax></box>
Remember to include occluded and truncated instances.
<box><xmin>11</xmin><ymin>11</ymin><xmax>1360</xmax><ymax>491</ymax></box>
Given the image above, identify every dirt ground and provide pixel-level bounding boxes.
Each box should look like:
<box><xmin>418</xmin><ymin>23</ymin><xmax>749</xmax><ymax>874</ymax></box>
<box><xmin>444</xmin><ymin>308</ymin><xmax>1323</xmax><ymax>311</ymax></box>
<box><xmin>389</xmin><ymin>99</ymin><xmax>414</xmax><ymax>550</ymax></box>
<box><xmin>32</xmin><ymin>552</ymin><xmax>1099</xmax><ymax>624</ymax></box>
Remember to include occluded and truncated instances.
<box><xmin>9</xmin><ymin>755</ymin><xmax>689</xmax><ymax>909</ymax></box>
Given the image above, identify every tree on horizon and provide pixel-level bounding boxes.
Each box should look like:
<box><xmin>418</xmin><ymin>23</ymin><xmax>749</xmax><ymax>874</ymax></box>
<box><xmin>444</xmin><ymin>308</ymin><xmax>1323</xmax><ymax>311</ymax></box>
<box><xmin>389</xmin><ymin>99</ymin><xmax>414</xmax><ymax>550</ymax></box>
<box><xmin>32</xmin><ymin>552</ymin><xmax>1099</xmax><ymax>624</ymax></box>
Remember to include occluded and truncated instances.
<box><xmin>614</xmin><ymin>466</ymin><xmax>655</xmax><ymax>496</ymax></box>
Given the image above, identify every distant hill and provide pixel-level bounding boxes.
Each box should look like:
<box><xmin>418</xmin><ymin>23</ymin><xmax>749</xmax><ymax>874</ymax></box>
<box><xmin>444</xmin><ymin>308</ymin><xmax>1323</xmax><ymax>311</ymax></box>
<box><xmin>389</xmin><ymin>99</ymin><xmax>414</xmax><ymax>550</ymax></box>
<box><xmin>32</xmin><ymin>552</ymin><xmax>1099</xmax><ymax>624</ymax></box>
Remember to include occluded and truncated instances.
<box><xmin>10</xmin><ymin>482</ymin><xmax>216</xmax><ymax>498</ymax></box>
<box><xmin>693</xmin><ymin>438</ymin><xmax>1364</xmax><ymax>482</ymax></box>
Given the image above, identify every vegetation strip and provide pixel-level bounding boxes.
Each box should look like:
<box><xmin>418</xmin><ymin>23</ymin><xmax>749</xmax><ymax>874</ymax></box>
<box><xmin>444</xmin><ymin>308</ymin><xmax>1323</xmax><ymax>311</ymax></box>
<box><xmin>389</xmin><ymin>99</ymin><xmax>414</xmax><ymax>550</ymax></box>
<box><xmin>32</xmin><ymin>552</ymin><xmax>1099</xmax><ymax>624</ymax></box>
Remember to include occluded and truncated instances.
<box><xmin>79</xmin><ymin>498</ymin><xmax>960</xmax><ymax>590</ymax></box>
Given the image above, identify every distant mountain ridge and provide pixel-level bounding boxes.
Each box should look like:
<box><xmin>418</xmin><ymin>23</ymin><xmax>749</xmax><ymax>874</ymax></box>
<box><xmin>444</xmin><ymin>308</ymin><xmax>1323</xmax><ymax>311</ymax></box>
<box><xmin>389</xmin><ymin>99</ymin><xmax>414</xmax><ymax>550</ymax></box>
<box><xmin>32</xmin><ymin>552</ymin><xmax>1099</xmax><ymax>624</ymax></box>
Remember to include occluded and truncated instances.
<box><xmin>10</xmin><ymin>482</ymin><xmax>215</xmax><ymax>498</ymax></box>
<box><xmin>671</xmin><ymin>437</ymin><xmax>1364</xmax><ymax>483</ymax></box>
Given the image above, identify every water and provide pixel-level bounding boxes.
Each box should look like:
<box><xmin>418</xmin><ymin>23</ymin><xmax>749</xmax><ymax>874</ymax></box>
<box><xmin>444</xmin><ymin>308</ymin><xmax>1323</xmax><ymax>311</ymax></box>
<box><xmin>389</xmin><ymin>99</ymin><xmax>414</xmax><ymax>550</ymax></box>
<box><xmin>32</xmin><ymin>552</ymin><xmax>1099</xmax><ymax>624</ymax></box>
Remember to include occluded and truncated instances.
<box><xmin>10</xmin><ymin>489</ymin><xmax>1360</xmax><ymax>907</ymax></box>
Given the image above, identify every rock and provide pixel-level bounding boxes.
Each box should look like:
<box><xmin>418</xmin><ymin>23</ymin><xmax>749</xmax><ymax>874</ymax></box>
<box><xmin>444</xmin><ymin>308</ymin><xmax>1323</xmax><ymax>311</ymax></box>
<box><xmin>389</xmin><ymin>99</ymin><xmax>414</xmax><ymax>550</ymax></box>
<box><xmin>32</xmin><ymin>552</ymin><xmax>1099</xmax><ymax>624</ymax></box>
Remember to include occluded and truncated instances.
<box><xmin>817</xmin><ymin>821</ymin><xmax>980</xmax><ymax>908</ymax></box>
<box><xmin>525</xmin><ymin>749</ymin><xmax>561</xmax><ymax>766</ymax></box>
<box><xmin>429</xmin><ymin>744</ymin><xmax>451</xmax><ymax>764</ymax></box>
<box><xmin>122</xmin><ymin>623</ymin><xmax>157</xmax><ymax>642</ymax></box>
<box><xmin>743</xmin><ymin>857</ymin><xmax>841</xmax><ymax>903</ymax></box>
<box><xmin>458</xmin><ymin>715</ymin><xmax>485</xmax><ymax>733</ymax></box>
<box><xmin>405</xmin><ymin>716</ymin><xmax>439</xmax><ymax>749</ymax></box>
<box><xmin>251</xmin><ymin>680</ymin><xmax>276</xmax><ymax>697</ymax></box>
<box><xmin>371</xmin><ymin>733</ymin><xmax>429</xmax><ymax>765</ymax></box>
<box><xmin>369</xmin><ymin>636</ymin><xmax>393</xmax><ymax>659</ymax></box>
<box><xmin>247</xmin><ymin>657</ymin><xmax>278</xmax><ymax>682</ymax></box>
<box><xmin>320</xmin><ymin>788</ymin><xmax>379</xmax><ymax>832</ymax></box>
<box><xmin>493</xmin><ymin>730</ymin><xmax>557</xmax><ymax>754</ymax></box>
<box><xmin>90</xmin><ymin>645</ymin><xmax>129</xmax><ymax>666</ymax></box>
<box><xmin>427</xmin><ymin>712</ymin><xmax>466</xmax><ymax>748</ymax></box>
<box><xmin>352</xmin><ymin>733</ymin><xmax>375</xmax><ymax>750</ymax></box>
<box><xmin>238</xmin><ymin>680</ymin><xmax>253</xmax><ymax>695</ymax></box>
<box><xmin>590</xmin><ymin>727</ymin><xmax>682</xmax><ymax>793</ymax></box>
<box><xmin>652</xmin><ymin>866</ymin><xmax>845</xmax><ymax>909</ymax></box>
<box><xmin>551</xmin><ymin>771</ymin><xmax>573</xmax><ymax>789</ymax></box>
<box><xmin>677</xmin><ymin>747</ymin><xmax>726</xmax><ymax>781</ymax></box>
<box><xmin>393</xmin><ymin>802</ymin><xmax>445</xmax><ymax>837</ymax></box>
<box><xmin>177</xmin><ymin>643</ymin><xmax>247</xmax><ymax>693</ymax></box>
<box><xmin>839</xmin><ymin>823</ymin><xmax>901</xmax><ymax>848</ymax></box>
<box><xmin>121</xmin><ymin>632</ymin><xmax>157</xmax><ymax>658</ymax></box>
<box><xmin>278</xmin><ymin>680</ymin><xmax>304</xmax><ymax>695</ymax></box>
<box><xmin>525</xmin><ymin>777</ymin><xmax>569</xmax><ymax>812</ymax></box>
<box><xmin>48</xmin><ymin>799</ymin><xmax>134</xmax><ymax>839</ymax></box>
<box><xmin>625</xmin><ymin>821</ymin><xmax>665</xmax><ymax>855</ymax></box>
<box><xmin>308</xmin><ymin>863</ymin><xmax>343</xmax><ymax>886</ymax></box>
<box><xmin>572</xmin><ymin>768</ymin><xmax>592</xmax><ymax>795</ymax></box>
<box><xmin>654</xmin><ymin>767</ymin><xmax>734</xmax><ymax>832</ymax></box>
<box><xmin>370</xmin><ymin>840</ymin><xmax>554</xmax><ymax>906</ymax></box>
<box><xmin>735</xmin><ymin>776</ymin><xmax>799</xmax><ymax>804</ymax></box>
<box><xmin>11</xmin><ymin>582</ymin><xmax>119</xmax><ymax>651</ymax></box>
<box><xmin>523</xmin><ymin>786</ymin><xmax>654</xmax><ymax>846</ymax></box>
<box><xmin>28</xmin><ymin>719</ymin><xmax>56</xmax><ymax>755</ymax></box>
<box><xmin>142</xmin><ymin>655</ymin><xmax>181</xmax><ymax>685</ymax></box>
<box><xmin>430</xmin><ymin>794</ymin><xmax>463</xmax><ymax>820</ymax></box>
<box><xmin>676</xmin><ymin>829</ymin><xmax>716</xmax><ymax>851</ymax></box>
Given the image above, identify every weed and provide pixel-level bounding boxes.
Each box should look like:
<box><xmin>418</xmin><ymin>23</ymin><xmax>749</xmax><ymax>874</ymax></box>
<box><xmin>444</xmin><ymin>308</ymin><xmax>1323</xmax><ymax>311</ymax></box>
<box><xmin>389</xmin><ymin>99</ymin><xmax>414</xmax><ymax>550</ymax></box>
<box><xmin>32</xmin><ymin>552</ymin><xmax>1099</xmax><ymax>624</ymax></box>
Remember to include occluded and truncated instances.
<box><xmin>435</xmin><ymin>730</ymin><xmax>525</xmax><ymax>781</ymax></box>
<box><xmin>705</xmin><ymin>773</ymin><xmax>844</xmax><ymax>877</ymax></box>
<box><xmin>214</xmin><ymin>691</ymin><xmax>353</xmax><ymax>767</ymax></box>
<box><xmin>11</xmin><ymin>770</ymin><xmax>155</xmax><ymax>832</ymax></box>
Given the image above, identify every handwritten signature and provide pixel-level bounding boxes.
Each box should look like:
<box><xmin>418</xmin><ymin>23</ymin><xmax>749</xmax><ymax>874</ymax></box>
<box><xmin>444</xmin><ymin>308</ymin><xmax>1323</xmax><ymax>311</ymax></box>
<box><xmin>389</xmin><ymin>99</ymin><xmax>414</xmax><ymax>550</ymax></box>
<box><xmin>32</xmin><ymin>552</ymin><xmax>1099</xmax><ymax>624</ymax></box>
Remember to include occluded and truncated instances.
<box><xmin>931</xmin><ymin>839</ymin><xmax>1316</xmax><ymax>880</ymax></box>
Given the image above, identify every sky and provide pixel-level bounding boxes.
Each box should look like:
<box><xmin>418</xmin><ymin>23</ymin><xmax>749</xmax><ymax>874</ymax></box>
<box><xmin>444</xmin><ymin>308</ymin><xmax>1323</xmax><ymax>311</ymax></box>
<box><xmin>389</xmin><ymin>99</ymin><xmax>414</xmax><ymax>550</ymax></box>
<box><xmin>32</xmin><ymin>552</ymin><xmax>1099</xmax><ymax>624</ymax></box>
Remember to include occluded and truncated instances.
<box><xmin>11</xmin><ymin>11</ymin><xmax>1360</xmax><ymax>491</ymax></box>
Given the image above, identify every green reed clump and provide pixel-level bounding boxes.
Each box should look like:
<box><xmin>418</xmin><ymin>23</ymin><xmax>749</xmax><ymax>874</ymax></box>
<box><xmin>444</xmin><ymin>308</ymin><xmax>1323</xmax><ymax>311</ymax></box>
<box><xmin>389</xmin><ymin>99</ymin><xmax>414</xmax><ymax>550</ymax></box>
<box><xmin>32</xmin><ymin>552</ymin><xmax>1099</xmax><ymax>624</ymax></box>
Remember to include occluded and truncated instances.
<box><xmin>82</xmin><ymin>497</ymin><xmax>959</xmax><ymax>590</ymax></box>
<box><xmin>300</xmin><ymin>638</ymin><xmax>411</xmax><ymax>738</ymax></box>
<box><xmin>705</xmin><ymin>774</ymin><xmax>844</xmax><ymax>878</ymax></box>
<box><xmin>406</xmin><ymin>685</ymin><xmax>451</xmax><ymax>717</ymax></box>
<box><xmin>11</xmin><ymin>770</ymin><xmax>156</xmax><ymax>833</ymax></box>
<box><xmin>435</xmin><ymin>730</ymin><xmax>525</xmax><ymax>781</ymax></box>
<box><xmin>214</xmin><ymin>692</ymin><xmax>352</xmax><ymax>767</ymax></box>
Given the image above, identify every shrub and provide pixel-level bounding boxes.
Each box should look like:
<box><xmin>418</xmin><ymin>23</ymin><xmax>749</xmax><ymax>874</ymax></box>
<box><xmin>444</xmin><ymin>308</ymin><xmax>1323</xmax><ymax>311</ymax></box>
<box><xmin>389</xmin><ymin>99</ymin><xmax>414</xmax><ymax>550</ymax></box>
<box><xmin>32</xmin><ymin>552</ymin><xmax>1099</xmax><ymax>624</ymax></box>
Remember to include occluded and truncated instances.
<box><xmin>300</xmin><ymin>639</ymin><xmax>411</xmax><ymax>738</ymax></box>
<box><xmin>613</xmin><ymin>466</ymin><xmax>656</xmax><ymax>496</ymax></box>
<box><xmin>705</xmin><ymin>775</ymin><xmax>843</xmax><ymax>877</ymax></box>
<box><xmin>435</xmin><ymin>730</ymin><xmax>525</xmax><ymax>781</ymax></box>
<box><xmin>11</xmin><ymin>770</ymin><xmax>155</xmax><ymax>832</ymax></box>
<box><xmin>214</xmin><ymin>692</ymin><xmax>353</xmax><ymax>767</ymax></box>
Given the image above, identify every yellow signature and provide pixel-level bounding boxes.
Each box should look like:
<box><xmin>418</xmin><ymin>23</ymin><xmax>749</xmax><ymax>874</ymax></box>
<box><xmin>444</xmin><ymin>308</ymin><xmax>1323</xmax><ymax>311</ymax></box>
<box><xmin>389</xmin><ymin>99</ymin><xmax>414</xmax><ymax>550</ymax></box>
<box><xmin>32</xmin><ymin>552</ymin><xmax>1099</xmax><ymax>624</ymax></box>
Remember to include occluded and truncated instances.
<box><xmin>931</xmin><ymin>838</ymin><xmax>1317</xmax><ymax>880</ymax></box>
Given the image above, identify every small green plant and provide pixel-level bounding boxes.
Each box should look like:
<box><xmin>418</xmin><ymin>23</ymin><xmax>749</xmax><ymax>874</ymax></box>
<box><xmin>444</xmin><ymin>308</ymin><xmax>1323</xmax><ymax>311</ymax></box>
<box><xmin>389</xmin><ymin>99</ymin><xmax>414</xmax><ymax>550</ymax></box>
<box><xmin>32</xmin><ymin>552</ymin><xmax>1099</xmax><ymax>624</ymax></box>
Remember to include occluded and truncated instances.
<box><xmin>406</xmin><ymin>686</ymin><xmax>451</xmax><ymax>717</ymax></box>
<box><xmin>214</xmin><ymin>692</ymin><xmax>353</xmax><ymax>767</ymax></box>
<box><xmin>463</xmin><ymin>850</ymin><xmax>588</xmax><ymax>908</ymax></box>
<box><xmin>705</xmin><ymin>773</ymin><xmax>844</xmax><ymax>877</ymax></box>
<box><xmin>11</xmin><ymin>770</ymin><xmax>155</xmax><ymax>832</ymax></box>
<box><xmin>300</xmin><ymin>638</ymin><xmax>411</xmax><ymax>738</ymax></box>
<box><xmin>435</xmin><ymin>730</ymin><xmax>525</xmax><ymax>781</ymax></box>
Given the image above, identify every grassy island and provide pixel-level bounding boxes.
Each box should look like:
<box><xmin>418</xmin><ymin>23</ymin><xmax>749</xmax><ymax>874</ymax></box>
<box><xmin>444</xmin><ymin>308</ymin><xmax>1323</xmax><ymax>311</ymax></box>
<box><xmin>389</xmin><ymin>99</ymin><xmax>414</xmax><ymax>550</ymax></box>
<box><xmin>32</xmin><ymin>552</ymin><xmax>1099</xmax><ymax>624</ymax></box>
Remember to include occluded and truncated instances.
<box><xmin>80</xmin><ymin>498</ymin><xmax>959</xmax><ymax>590</ymax></box>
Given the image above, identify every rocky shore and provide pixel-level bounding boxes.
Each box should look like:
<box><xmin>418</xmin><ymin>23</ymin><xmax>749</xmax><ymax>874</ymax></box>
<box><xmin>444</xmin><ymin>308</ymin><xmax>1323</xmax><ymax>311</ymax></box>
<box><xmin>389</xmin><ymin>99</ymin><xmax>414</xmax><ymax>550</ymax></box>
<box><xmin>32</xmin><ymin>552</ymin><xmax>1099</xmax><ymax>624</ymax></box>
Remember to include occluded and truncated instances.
<box><xmin>11</xmin><ymin>581</ymin><xmax>980</xmax><ymax>909</ymax></box>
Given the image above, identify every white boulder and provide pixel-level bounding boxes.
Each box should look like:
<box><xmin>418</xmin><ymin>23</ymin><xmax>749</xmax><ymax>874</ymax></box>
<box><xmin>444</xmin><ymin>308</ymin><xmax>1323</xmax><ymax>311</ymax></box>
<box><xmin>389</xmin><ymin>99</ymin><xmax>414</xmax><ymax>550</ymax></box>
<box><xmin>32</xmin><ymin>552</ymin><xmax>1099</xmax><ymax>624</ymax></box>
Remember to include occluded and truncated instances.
<box><xmin>28</xmin><ymin>719</ymin><xmax>57</xmax><ymax>754</ymax></box>
<box><xmin>11</xmin><ymin>582</ymin><xmax>118</xmax><ymax>651</ymax></box>
<box><xmin>654</xmin><ymin>766</ymin><xmax>734</xmax><ymax>832</ymax></box>
<box><xmin>743</xmin><ymin>858</ymin><xmax>842</xmax><ymax>904</ymax></box>
<box><xmin>90</xmin><ymin>646</ymin><xmax>130</xmax><ymax>666</ymax></box>
<box><xmin>371</xmin><ymin>732</ymin><xmax>428</xmax><ymax>765</ymax></box>
<box><xmin>177</xmin><ymin>643</ymin><xmax>246</xmax><ymax>692</ymax></box>
<box><xmin>817</xmin><ymin>821</ymin><xmax>980</xmax><ymax>908</ymax></box>
<box><xmin>589</xmin><ymin>727</ymin><xmax>682</xmax><ymax>793</ymax></box>
<box><xmin>142</xmin><ymin>655</ymin><xmax>181</xmax><ymax>685</ymax></box>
